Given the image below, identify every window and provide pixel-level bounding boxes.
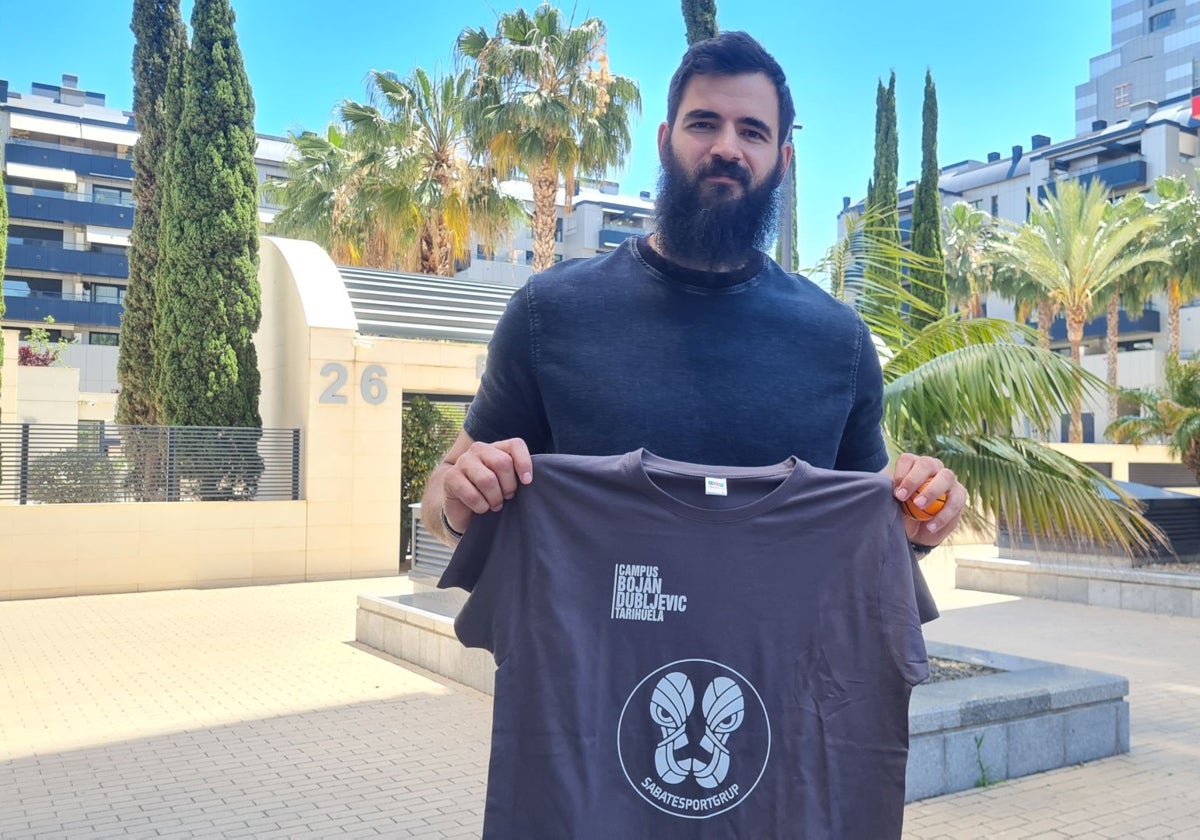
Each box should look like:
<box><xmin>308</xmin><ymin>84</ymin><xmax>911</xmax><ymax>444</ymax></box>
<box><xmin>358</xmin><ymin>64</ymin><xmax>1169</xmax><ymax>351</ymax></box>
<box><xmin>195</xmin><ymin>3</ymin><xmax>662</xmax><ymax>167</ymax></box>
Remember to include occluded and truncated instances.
<box><xmin>1149</xmin><ymin>9</ymin><xmax>1175</xmax><ymax>31</ymax></box>
<box><xmin>1114</xmin><ymin>83</ymin><xmax>1132</xmax><ymax>108</ymax></box>
<box><xmin>1149</xmin><ymin>0</ymin><xmax>1170</xmax><ymax>6</ymax></box>
<box><xmin>990</xmin><ymin>195</ymin><xmax>999</xmax><ymax>217</ymax></box>
<box><xmin>88</xmin><ymin>332</ymin><xmax>119</xmax><ymax>346</ymax></box>
<box><xmin>9</xmin><ymin>224</ymin><xmax>63</xmax><ymax>243</ymax></box>
<box><xmin>88</xmin><ymin>283</ymin><xmax>125</xmax><ymax>305</ymax></box>
<box><xmin>3</xmin><ymin>277</ymin><xmax>61</xmax><ymax>297</ymax></box>
<box><xmin>92</xmin><ymin>185</ymin><xmax>132</xmax><ymax>205</ymax></box>
<box><xmin>969</xmin><ymin>199</ymin><xmax>983</xmax><ymax>210</ymax></box>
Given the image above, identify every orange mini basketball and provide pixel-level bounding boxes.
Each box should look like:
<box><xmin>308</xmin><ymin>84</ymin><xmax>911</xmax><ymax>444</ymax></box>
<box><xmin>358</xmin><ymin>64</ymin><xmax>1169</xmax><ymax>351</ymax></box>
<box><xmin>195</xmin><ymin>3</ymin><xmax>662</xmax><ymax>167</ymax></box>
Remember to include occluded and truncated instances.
<box><xmin>903</xmin><ymin>481</ymin><xmax>947</xmax><ymax>522</ymax></box>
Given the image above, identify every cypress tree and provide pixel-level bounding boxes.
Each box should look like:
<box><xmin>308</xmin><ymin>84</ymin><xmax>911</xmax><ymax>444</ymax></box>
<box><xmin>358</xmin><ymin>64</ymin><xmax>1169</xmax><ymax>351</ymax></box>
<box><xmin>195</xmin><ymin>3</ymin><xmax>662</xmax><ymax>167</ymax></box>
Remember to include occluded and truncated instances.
<box><xmin>865</xmin><ymin>72</ymin><xmax>899</xmax><ymax>301</ymax></box>
<box><xmin>119</xmin><ymin>0</ymin><xmax>186</xmax><ymax>426</ymax></box>
<box><xmin>910</xmin><ymin>69</ymin><xmax>946</xmax><ymax>329</ymax></box>
<box><xmin>871</xmin><ymin>72</ymin><xmax>898</xmax><ymax>230</ymax></box>
<box><xmin>156</xmin><ymin>0</ymin><xmax>261</xmax><ymax>427</ymax></box>
<box><xmin>682</xmin><ymin>0</ymin><xmax>718</xmax><ymax>45</ymax></box>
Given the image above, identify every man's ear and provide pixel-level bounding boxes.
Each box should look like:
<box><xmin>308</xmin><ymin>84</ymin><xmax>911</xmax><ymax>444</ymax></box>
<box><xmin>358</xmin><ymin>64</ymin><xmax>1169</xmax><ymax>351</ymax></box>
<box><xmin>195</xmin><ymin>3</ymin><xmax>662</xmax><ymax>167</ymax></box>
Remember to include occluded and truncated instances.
<box><xmin>657</xmin><ymin>121</ymin><xmax>671</xmax><ymax>166</ymax></box>
<box><xmin>773</xmin><ymin>142</ymin><xmax>794</xmax><ymax>189</ymax></box>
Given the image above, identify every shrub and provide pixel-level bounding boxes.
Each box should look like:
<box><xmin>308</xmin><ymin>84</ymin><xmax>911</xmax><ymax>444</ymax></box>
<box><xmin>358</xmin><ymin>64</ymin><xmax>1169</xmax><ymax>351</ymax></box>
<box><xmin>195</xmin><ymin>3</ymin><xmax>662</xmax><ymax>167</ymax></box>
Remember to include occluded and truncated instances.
<box><xmin>27</xmin><ymin>449</ymin><xmax>120</xmax><ymax>504</ymax></box>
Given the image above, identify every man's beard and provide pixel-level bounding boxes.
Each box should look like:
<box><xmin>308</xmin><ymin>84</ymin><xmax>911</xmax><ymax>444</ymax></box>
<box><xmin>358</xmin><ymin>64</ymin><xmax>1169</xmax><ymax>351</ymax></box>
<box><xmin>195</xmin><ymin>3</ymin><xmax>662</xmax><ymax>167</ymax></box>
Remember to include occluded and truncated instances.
<box><xmin>654</xmin><ymin>145</ymin><xmax>782</xmax><ymax>271</ymax></box>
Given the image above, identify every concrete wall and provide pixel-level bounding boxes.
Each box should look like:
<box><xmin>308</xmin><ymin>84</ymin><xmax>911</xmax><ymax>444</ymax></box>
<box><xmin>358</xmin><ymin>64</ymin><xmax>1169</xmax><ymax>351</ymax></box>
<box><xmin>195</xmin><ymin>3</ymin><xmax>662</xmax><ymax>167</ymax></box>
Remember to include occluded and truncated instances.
<box><xmin>0</xmin><ymin>501</ymin><xmax>308</xmax><ymax>600</ymax></box>
<box><xmin>1048</xmin><ymin>441</ymin><xmax>1198</xmax><ymax>494</ymax></box>
<box><xmin>0</xmin><ymin>237</ymin><xmax>488</xmax><ymax>601</ymax></box>
<box><xmin>14</xmin><ymin>366</ymin><xmax>80</xmax><ymax>423</ymax></box>
<box><xmin>0</xmin><ymin>327</ymin><xmax>16</xmax><ymax>423</ymax></box>
<box><xmin>1080</xmin><ymin>349</ymin><xmax>1166</xmax><ymax>437</ymax></box>
<box><xmin>60</xmin><ymin>343</ymin><xmax>119</xmax><ymax>393</ymax></box>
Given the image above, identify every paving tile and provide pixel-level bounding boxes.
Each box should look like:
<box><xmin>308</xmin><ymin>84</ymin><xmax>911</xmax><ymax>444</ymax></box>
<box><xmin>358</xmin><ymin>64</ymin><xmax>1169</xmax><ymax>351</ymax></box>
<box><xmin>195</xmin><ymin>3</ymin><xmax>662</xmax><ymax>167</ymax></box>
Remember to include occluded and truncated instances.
<box><xmin>1</xmin><ymin>556</ymin><xmax>1198</xmax><ymax>839</ymax></box>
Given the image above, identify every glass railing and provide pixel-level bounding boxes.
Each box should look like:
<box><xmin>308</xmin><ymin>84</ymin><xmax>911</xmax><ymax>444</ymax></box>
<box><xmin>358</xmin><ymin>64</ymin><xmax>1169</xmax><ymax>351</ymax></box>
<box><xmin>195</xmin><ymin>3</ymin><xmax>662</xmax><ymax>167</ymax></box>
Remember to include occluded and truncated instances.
<box><xmin>7</xmin><ymin>236</ymin><xmax>126</xmax><ymax>253</ymax></box>
<box><xmin>5</xmin><ymin>183</ymin><xmax>136</xmax><ymax>208</ymax></box>
<box><xmin>2</xmin><ymin>288</ymin><xmax>91</xmax><ymax>303</ymax></box>
<box><xmin>6</xmin><ymin>135</ymin><xmax>134</xmax><ymax>161</ymax></box>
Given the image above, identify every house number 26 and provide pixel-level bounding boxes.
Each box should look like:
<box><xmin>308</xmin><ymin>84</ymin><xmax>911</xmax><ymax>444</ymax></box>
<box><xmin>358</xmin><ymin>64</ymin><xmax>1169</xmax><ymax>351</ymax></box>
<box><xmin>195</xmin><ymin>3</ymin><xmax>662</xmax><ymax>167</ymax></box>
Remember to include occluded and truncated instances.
<box><xmin>319</xmin><ymin>363</ymin><xmax>388</xmax><ymax>405</ymax></box>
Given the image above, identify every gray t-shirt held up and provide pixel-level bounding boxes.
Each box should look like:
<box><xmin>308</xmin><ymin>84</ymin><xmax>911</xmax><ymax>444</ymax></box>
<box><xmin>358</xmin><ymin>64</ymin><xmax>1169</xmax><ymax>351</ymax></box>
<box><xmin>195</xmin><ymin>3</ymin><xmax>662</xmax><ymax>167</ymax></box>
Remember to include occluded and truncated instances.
<box><xmin>441</xmin><ymin>450</ymin><xmax>931</xmax><ymax>839</ymax></box>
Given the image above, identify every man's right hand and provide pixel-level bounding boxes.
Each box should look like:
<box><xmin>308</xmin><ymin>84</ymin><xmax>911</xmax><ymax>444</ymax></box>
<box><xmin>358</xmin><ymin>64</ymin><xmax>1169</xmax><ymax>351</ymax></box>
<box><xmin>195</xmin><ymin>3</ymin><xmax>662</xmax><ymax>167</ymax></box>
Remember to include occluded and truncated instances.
<box><xmin>423</xmin><ymin>431</ymin><xmax>533</xmax><ymax>544</ymax></box>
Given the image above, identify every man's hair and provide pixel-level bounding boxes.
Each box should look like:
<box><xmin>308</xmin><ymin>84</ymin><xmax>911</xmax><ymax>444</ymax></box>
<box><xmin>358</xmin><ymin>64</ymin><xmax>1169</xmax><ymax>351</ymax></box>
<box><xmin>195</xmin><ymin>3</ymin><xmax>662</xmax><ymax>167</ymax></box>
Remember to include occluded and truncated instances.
<box><xmin>666</xmin><ymin>31</ymin><xmax>796</xmax><ymax>146</ymax></box>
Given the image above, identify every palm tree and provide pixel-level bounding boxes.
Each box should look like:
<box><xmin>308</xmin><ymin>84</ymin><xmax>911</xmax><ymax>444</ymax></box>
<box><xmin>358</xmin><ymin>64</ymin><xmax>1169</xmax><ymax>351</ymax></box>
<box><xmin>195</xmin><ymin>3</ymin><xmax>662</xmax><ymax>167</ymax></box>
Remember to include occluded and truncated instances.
<box><xmin>942</xmin><ymin>202</ymin><xmax>993</xmax><ymax>318</ymax></box>
<box><xmin>1141</xmin><ymin>174</ymin><xmax>1200</xmax><ymax>359</ymax></box>
<box><xmin>1108</xmin><ymin>355</ymin><xmax>1200</xmax><ymax>484</ymax></box>
<box><xmin>811</xmin><ymin>212</ymin><xmax>1159</xmax><ymax>555</ymax></box>
<box><xmin>988</xmin><ymin>179</ymin><xmax>1169</xmax><ymax>442</ymax></box>
<box><xmin>458</xmin><ymin>4</ymin><xmax>641</xmax><ymax>272</ymax></box>
<box><xmin>341</xmin><ymin>68</ymin><xmax>521</xmax><ymax>276</ymax></box>
<box><xmin>268</xmin><ymin>123</ymin><xmax>413</xmax><ymax>268</ymax></box>
<box><xmin>270</xmin><ymin>67</ymin><xmax>519</xmax><ymax>276</ymax></box>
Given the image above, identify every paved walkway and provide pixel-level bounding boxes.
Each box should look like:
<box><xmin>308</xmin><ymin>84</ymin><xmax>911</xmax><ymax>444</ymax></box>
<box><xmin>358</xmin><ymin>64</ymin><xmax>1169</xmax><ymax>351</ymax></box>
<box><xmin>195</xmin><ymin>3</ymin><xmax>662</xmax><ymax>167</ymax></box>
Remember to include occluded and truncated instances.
<box><xmin>1</xmin><ymin>550</ymin><xmax>1197</xmax><ymax>838</ymax></box>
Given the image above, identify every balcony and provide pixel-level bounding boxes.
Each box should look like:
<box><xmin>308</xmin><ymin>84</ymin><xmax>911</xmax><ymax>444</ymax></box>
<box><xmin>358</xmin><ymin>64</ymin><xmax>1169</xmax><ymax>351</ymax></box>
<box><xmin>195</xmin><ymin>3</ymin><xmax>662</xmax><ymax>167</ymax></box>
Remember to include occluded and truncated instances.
<box><xmin>1037</xmin><ymin>160</ymin><xmax>1148</xmax><ymax>202</ymax></box>
<box><xmin>2</xmin><ymin>291</ymin><xmax>123</xmax><ymax>329</ymax></box>
<box><xmin>1031</xmin><ymin>305</ymin><xmax>1160</xmax><ymax>342</ymax></box>
<box><xmin>598</xmin><ymin>225</ymin><xmax>647</xmax><ymax>250</ymax></box>
<box><xmin>5</xmin><ymin>185</ymin><xmax>134</xmax><ymax>229</ymax></box>
<box><xmin>6</xmin><ymin>238</ymin><xmax>129</xmax><ymax>279</ymax></box>
<box><xmin>5</xmin><ymin>139</ymin><xmax>134</xmax><ymax>181</ymax></box>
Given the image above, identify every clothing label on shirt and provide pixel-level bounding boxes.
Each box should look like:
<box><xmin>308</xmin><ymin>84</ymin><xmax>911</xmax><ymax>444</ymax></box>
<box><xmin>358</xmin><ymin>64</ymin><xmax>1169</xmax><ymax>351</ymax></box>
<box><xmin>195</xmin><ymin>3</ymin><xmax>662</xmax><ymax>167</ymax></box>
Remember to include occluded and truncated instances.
<box><xmin>611</xmin><ymin>564</ymin><xmax>689</xmax><ymax>622</ymax></box>
<box><xmin>704</xmin><ymin>477</ymin><xmax>728</xmax><ymax>496</ymax></box>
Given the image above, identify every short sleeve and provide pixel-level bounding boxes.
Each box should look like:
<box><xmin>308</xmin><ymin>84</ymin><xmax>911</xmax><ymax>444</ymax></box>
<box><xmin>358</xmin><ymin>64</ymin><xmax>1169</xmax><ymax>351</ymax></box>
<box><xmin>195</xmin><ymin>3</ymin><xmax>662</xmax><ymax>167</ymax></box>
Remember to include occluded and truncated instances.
<box><xmin>834</xmin><ymin>318</ymin><xmax>889</xmax><ymax>472</ymax></box>
<box><xmin>438</xmin><ymin>507</ymin><xmax>519</xmax><ymax>660</ymax></box>
<box><xmin>463</xmin><ymin>283</ymin><xmax>553</xmax><ymax>452</ymax></box>
<box><xmin>878</xmin><ymin>514</ymin><xmax>931</xmax><ymax>686</ymax></box>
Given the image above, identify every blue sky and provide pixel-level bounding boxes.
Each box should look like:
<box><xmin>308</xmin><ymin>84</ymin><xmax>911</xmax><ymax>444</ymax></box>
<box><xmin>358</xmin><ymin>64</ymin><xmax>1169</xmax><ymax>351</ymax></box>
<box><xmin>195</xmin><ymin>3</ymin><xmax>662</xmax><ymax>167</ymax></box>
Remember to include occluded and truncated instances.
<box><xmin>1</xmin><ymin>0</ymin><xmax>1110</xmax><ymax>269</ymax></box>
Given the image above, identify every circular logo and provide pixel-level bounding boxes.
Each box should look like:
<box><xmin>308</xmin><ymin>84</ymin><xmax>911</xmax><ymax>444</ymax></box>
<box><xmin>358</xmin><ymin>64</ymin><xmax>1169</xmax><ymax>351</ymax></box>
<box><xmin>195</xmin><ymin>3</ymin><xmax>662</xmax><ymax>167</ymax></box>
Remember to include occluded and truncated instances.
<box><xmin>616</xmin><ymin>659</ymin><xmax>770</xmax><ymax>820</ymax></box>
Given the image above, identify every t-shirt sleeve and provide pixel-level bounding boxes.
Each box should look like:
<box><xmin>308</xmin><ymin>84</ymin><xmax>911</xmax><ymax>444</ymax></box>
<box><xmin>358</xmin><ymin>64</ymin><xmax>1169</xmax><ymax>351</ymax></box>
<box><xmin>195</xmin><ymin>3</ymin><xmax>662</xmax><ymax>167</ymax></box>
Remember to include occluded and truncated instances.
<box><xmin>463</xmin><ymin>283</ymin><xmax>552</xmax><ymax>452</ymax></box>
<box><xmin>879</xmin><ymin>513</ymin><xmax>931</xmax><ymax>686</ymax></box>
<box><xmin>437</xmin><ymin>506</ymin><xmax>520</xmax><ymax>659</ymax></box>
<box><xmin>834</xmin><ymin>318</ymin><xmax>889</xmax><ymax>472</ymax></box>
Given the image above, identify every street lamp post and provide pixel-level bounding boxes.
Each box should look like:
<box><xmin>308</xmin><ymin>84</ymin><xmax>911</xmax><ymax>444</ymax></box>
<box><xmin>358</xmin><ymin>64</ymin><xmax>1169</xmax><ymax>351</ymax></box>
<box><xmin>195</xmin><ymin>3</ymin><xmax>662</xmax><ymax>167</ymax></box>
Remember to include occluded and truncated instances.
<box><xmin>779</xmin><ymin>123</ymin><xmax>803</xmax><ymax>273</ymax></box>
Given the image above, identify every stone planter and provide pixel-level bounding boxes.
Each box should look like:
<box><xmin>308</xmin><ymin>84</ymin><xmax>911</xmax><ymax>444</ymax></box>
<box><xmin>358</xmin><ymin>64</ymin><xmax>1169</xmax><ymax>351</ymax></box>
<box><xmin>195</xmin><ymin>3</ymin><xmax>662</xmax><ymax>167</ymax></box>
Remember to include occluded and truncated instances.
<box><xmin>356</xmin><ymin>592</ymin><xmax>1131</xmax><ymax>803</ymax></box>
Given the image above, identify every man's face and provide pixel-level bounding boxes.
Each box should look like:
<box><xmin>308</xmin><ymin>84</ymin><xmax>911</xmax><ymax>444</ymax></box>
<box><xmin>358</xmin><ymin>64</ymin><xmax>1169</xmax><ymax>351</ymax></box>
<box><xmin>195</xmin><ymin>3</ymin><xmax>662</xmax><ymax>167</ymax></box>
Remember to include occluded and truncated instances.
<box><xmin>658</xmin><ymin>72</ymin><xmax>792</xmax><ymax>204</ymax></box>
<box><xmin>654</xmin><ymin>72</ymin><xmax>792</xmax><ymax>269</ymax></box>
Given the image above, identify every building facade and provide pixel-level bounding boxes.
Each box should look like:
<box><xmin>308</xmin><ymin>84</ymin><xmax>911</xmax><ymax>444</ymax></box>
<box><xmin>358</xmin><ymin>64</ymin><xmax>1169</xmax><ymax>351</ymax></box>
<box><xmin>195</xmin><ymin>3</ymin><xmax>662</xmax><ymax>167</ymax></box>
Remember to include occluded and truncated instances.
<box><xmin>1076</xmin><ymin>0</ymin><xmax>1200</xmax><ymax>136</ymax></box>
<box><xmin>457</xmin><ymin>177</ymin><xmax>655</xmax><ymax>288</ymax></box>
<box><xmin>0</xmin><ymin>75</ymin><xmax>290</xmax><ymax>393</ymax></box>
<box><xmin>839</xmin><ymin>1</ymin><xmax>1200</xmax><ymax>442</ymax></box>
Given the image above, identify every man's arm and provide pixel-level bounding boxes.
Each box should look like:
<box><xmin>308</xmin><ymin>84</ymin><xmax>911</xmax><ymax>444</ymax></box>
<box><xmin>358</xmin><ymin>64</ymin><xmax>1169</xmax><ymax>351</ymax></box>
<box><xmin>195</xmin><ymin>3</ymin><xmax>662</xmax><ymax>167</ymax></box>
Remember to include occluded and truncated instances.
<box><xmin>885</xmin><ymin>453</ymin><xmax>966</xmax><ymax>547</ymax></box>
<box><xmin>421</xmin><ymin>430</ymin><xmax>533</xmax><ymax>547</ymax></box>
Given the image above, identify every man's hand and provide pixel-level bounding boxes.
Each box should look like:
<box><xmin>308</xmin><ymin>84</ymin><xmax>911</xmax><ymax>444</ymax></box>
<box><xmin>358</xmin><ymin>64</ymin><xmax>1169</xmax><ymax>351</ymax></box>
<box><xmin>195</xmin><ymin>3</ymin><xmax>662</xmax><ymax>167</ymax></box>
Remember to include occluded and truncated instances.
<box><xmin>422</xmin><ymin>432</ymin><xmax>533</xmax><ymax>545</ymax></box>
<box><xmin>890</xmin><ymin>453</ymin><xmax>965</xmax><ymax>546</ymax></box>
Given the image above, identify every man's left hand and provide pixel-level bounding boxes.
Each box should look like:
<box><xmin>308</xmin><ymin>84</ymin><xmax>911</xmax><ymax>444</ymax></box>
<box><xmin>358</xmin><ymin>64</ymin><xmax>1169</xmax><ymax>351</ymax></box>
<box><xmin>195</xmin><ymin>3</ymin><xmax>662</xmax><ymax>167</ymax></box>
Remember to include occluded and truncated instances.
<box><xmin>891</xmin><ymin>453</ymin><xmax>965</xmax><ymax>546</ymax></box>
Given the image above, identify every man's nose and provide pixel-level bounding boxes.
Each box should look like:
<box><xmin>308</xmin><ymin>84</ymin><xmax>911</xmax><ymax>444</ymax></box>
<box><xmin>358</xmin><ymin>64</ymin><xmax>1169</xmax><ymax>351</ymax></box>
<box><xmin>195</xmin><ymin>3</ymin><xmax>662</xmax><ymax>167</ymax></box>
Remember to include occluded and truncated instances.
<box><xmin>709</xmin><ymin>124</ymin><xmax>742</xmax><ymax>161</ymax></box>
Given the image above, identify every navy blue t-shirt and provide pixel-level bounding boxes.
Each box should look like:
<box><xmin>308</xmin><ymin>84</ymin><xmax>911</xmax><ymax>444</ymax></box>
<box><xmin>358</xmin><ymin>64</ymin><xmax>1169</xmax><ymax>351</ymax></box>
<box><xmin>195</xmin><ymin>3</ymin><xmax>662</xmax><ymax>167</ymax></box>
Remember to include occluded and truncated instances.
<box><xmin>441</xmin><ymin>451</ymin><xmax>928</xmax><ymax>839</ymax></box>
<box><xmin>464</xmin><ymin>237</ymin><xmax>888</xmax><ymax>471</ymax></box>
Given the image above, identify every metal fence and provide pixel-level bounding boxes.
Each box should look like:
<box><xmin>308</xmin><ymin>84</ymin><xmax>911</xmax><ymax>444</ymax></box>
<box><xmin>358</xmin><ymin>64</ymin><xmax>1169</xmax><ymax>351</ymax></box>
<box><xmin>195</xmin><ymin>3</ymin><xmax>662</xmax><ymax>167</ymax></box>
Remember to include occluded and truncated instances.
<box><xmin>0</xmin><ymin>423</ymin><xmax>301</xmax><ymax>504</ymax></box>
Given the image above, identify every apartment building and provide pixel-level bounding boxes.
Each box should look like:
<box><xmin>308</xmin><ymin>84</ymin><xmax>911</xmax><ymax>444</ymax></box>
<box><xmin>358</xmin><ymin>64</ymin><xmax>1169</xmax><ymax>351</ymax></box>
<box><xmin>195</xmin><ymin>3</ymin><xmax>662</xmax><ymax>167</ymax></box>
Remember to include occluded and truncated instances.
<box><xmin>837</xmin><ymin>2</ymin><xmax>1200</xmax><ymax>441</ymax></box>
<box><xmin>0</xmin><ymin>75</ymin><xmax>290</xmax><ymax>392</ymax></box>
<box><xmin>458</xmin><ymin>177</ymin><xmax>655</xmax><ymax>288</ymax></box>
<box><xmin>1076</xmin><ymin>0</ymin><xmax>1200</xmax><ymax>136</ymax></box>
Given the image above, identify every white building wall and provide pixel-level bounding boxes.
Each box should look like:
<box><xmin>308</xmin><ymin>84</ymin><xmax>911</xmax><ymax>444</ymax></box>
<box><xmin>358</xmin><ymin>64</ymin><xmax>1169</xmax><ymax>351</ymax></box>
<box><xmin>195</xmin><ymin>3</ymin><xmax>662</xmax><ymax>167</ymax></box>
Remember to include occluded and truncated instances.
<box><xmin>1081</xmin><ymin>349</ymin><xmax>1166</xmax><ymax>437</ymax></box>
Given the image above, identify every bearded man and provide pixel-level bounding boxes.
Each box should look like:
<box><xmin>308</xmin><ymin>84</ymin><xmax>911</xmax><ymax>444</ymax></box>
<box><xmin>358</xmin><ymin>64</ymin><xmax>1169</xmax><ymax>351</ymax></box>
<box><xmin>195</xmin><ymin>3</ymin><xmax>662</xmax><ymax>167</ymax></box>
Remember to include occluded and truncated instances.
<box><xmin>423</xmin><ymin>30</ymin><xmax>965</xmax><ymax>550</ymax></box>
